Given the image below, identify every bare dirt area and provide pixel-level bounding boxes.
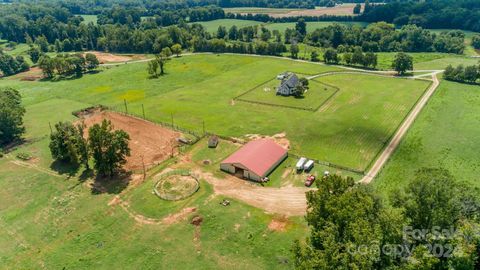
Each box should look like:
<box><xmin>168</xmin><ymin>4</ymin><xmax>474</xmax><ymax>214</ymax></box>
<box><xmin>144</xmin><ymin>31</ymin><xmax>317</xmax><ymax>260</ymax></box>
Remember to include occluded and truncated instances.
<box><xmin>268</xmin><ymin>216</ymin><xmax>289</xmax><ymax>232</ymax></box>
<box><xmin>194</xmin><ymin>169</ymin><xmax>308</xmax><ymax>216</ymax></box>
<box><xmin>245</xmin><ymin>132</ymin><xmax>290</xmax><ymax>150</ymax></box>
<box><xmin>79</xmin><ymin>110</ymin><xmax>181</xmax><ymax>170</ymax></box>
<box><xmin>84</xmin><ymin>51</ymin><xmax>146</xmax><ymax>64</ymax></box>
<box><xmin>163</xmin><ymin>207</ymin><xmax>197</xmax><ymax>225</ymax></box>
<box><xmin>12</xmin><ymin>67</ymin><xmax>44</xmax><ymax>81</ymax></box>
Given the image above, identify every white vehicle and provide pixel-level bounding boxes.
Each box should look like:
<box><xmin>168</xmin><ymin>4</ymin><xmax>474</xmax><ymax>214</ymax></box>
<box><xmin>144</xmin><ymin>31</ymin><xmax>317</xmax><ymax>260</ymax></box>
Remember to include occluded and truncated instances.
<box><xmin>296</xmin><ymin>157</ymin><xmax>307</xmax><ymax>172</ymax></box>
<box><xmin>303</xmin><ymin>160</ymin><xmax>314</xmax><ymax>172</ymax></box>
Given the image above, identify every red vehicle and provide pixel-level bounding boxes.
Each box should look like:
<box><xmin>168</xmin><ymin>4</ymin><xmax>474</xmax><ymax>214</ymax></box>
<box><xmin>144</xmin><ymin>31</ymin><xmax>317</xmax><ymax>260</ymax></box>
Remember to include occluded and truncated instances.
<box><xmin>305</xmin><ymin>175</ymin><xmax>316</xmax><ymax>187</ymax></box>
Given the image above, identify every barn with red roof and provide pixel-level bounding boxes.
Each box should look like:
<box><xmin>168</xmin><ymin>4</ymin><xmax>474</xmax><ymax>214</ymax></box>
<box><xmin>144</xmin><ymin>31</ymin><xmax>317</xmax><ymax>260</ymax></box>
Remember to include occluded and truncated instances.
<box><xmin>220</xmin><ymin>139</ymin><xmax>288</xmax><ymax>182</ymax></box>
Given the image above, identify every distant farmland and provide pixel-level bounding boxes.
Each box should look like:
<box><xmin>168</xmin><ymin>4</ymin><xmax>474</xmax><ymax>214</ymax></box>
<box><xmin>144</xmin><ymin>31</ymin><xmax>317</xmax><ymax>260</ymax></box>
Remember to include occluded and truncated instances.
<box><xmin>224</xmin><ymin>4</ymin><xmax>362</xmax><ymax>18</ymax></box>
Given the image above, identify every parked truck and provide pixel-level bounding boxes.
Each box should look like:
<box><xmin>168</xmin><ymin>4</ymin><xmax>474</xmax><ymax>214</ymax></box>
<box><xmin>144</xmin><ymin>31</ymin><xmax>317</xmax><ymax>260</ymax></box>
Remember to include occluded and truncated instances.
<box><xmin>303</xmin><ymin>160</ymin><xmax>314</xmax><ymax>172</ymax></box>
<box><xmin>296</xmin><ymin>157</ymin><xmax>307</xmax><ymax>172</ymax></box>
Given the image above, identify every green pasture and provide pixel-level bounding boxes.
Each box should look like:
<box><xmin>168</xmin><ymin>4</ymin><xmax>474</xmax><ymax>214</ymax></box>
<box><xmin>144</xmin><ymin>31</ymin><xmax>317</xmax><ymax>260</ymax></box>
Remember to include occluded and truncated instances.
<box><xmin>224</xmin><ymin>7</ymin><xmax>300</xmax><ymax>15</ymax></box>
<box><xmin>0</xmin><ymin>97</ymin><xmax>307</xmax><ymax>269</ymax></box>
<box><xmin>238</xmin><ymin>74</ymin><xmax>338</xmax><ymax>111</ymax></box>
<box><xmin>190</xmin><ymin>19</ymin><xmax>262</xmax><ymax>33</ymax></box>
<box><xmin>0</xmin><ymin>54</ymin><xmax>429</xmax><ymax>171</ymax></box>
<box><xmin>373</xmin><ymin>80</ymin><xmax>480</xmax><ymax>196</ymax></box>
<box><xmin>0</xmin><ymin>159</ymin><xmax>307</xmax><ymax>269</ymax></box>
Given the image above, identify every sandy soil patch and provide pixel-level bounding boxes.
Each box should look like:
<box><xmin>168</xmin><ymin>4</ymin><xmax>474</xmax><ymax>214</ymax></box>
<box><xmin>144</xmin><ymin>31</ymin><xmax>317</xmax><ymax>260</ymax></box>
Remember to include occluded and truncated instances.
<box><xmin>268</xmin><ymin>217</ymin><xmax>289</xmax><ymax>232</ymax></box>
<box><xmin>13</xmin><ymin>67</ymin><xmax>44</xmax><ymax>81</ymax></box>
<box><xmin>79</xmin><ymin>110</ymin><xmax>181</xmax><ymax>170</ymax></box>
<box><xmin>245</xmin><ymin>132</ymin><xmax>290</xmax><ymax>150</ymax></box>
<box><xmin>84</xmin><ymin>51</ymin><xmax>145</xmax><ymax>64</ymax></box>
<box><xmin>163</xmin><ymin>207</ymin><xmax>197</xmax><ymax>225</ymax></box>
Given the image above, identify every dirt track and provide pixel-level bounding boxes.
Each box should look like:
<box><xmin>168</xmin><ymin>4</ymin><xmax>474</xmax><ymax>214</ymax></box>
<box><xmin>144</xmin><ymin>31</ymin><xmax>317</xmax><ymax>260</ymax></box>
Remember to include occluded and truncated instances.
<box><xmin>360</xmin><ymin>74</ymin><xmax>440</xmax><ymax>183</ymax></box>
<box><xmin>194</xmin><ymin>170</ymin><xmax>309</xmax><ymax>216</ymax></box>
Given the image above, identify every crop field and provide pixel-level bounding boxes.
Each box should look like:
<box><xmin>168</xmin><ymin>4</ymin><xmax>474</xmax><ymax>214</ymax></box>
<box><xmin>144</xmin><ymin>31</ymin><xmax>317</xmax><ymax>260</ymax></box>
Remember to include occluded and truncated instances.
<box><xmin>0</xmin><ymin>54</ymin><xmax>430</xmax><ymax>172</ymax></box>
<box><xmin>373</xmin><ymin>80</ymin><xmax>480</xmax><ymax>196</ymax></box>
<box><xmin>237</xmin><ymin>73</ymin><xmax>338</xmax><ymax>111</ymax></box>
<box><xmin>224</xmin><ymin>4</ymin><xmax>361</xmax><ymax>18</ymax></box>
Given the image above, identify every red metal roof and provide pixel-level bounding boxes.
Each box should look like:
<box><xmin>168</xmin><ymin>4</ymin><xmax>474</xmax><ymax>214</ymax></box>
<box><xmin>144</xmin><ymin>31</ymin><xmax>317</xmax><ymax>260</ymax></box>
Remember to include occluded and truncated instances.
<box><xmin>222</xmin><ymin>139</ymin><xmax>287</xmax><ymax>177</ymax></box>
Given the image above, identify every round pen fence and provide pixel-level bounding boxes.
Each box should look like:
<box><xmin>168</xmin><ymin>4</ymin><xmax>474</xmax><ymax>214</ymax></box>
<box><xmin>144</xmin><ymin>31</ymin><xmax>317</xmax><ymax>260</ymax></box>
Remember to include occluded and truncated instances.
<box><xmin>153</xmin><ymin>170</ymin><xmax>200</xmax><ymax>201</ymax></box>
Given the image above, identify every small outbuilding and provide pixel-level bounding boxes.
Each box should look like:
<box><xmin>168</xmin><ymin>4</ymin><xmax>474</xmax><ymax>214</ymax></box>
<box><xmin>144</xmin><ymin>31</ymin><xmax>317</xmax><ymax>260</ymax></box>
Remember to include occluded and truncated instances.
<box><xmin>220</xmin><ymin>139</ymin><xmax>288</xmax><ymax>182</ymax></box>
<box><xmin>208</xmin><ymin>135</ymin><xmax>219</xmax><ymax>148</ymax></box>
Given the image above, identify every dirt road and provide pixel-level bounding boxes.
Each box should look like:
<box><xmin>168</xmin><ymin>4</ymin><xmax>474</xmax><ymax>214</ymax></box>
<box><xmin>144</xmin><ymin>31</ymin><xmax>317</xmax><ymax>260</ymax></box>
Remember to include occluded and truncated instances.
<box><xmin>194</xmin><ymin>170</ymin><xmax>309</xmax><ymax>216</ymax></box>
<box><xmin>360</xmin><ymin>74</ymin><xmax>440</xmax><ymax>184</ymax></box>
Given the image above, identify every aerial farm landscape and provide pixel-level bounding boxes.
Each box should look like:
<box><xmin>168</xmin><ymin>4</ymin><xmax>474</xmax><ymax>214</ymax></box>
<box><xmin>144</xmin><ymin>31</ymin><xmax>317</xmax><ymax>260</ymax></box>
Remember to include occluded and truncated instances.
<box><xmin>0</xmin><ymin>0</ymin><xmax>479</xmax><ymax>269</ymax></box>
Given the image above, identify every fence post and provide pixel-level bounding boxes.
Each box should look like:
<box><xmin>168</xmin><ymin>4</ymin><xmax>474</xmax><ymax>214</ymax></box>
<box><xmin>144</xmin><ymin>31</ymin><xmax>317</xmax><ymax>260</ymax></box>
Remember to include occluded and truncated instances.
<box><xmin>142</xmin><ymin>104</ymin><xmax>145</xmax><ymax>119</ymax></box>
<box><xmin>124</xmin><ymin>99</ymin><xmax>128</xmax><ymax>114</ymax></box>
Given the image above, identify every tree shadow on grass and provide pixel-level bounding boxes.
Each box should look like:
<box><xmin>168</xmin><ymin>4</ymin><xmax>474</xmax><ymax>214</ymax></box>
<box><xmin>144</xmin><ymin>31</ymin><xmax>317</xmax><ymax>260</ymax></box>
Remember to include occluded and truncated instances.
<box><xmin>50</xmin><ymin>160</ymin><xmax>81</xmax><ymax>178</ymax></box>
<box><xmin>90</xmin><ymin>170</ymin><xmax>132</xmax><ymax>195</ymax></box>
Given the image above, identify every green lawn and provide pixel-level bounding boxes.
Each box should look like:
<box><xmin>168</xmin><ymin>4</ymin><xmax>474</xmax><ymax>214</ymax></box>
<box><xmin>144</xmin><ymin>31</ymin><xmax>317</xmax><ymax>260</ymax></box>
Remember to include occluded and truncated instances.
<box><xmin>239</xmin><ymin>74</ymin><xmax>338</xmax><ymax>111</ymax></box>
<box><xmin>373</xmin><ymin>80</ymin><xmax>480</xmax><ymax>196</ymax></box>
<box><xmin>0</xmin><ymin>54</ymin><xmax>429</xmax><ymax>171</ymax></box>
<box><xmin>190</xmin><ymin>19</ymin><xmax>262</xmax><ymax>33</ymax></box>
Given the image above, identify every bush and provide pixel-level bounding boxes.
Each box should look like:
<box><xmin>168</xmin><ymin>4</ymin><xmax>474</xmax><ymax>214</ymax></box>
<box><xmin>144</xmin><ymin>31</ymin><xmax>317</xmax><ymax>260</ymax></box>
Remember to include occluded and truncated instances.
<box><xmin>16</xmin><ymin>152</ymin><xmax>31</xmax><ymax>160</ymax></box>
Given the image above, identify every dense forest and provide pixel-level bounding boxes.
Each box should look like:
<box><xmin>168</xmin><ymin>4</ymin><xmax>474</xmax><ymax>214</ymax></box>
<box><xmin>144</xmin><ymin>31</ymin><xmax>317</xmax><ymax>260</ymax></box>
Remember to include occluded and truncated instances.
<box><xmin>361</xmin><ymin>0</ymin><xmax>480</xmax><ymax>32</ymax></box>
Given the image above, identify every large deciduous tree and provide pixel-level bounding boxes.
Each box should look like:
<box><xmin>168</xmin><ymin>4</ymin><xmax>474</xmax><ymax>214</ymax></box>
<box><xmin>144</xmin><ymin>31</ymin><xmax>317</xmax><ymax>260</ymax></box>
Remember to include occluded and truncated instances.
<box><xmin>392</xmin><ymin>52</ymin><xmax>413</xmax><ymax>75</ymax></box>
<box><xmin>89</xmin><ymin>120</ymin><xmax>130</xmax><ymax>177</ymax></box>
<box><xmin>0</xmin><ymin>87</ymin><xmax>25</xmax><ymax>145</ymax></box>
<box><xmin>293</xmin><ymin>174</ymin><xmax>404</xmax><ymax>270</ymax></box>
<box><xmin>49</xmin><ymin>122</ymin><xmax>82</xmax><ymax>164</ymax></box>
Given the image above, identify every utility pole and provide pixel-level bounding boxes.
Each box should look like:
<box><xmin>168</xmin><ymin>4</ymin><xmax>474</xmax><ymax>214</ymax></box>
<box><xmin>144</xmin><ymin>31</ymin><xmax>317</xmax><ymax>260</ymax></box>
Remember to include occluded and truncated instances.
<box><xmin>48</xmin><ymin>122</ymin><xmax>53</xmax><ymax>134</ymax></box>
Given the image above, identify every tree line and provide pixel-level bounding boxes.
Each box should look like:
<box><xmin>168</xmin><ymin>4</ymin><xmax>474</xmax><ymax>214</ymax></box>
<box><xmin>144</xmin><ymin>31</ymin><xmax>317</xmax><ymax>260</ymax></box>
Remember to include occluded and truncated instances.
<box><xmin>37</xmin><ymin>53</ymin><xmax>99</xmax><ymax>79</ymax></box>
<box><xmin>294</xmin><ymin>169</ymin><xmax>480</xmax><ymax>269</ymax></box>
<box><xmin>305</xmin><ymin>22</ymin><xmax>465</xmax><ymax>54</ymax></box>
<box><xmin>444</xmin><ymin>64</ymin><xmax>480</xmax><ymax>84</ymax></box>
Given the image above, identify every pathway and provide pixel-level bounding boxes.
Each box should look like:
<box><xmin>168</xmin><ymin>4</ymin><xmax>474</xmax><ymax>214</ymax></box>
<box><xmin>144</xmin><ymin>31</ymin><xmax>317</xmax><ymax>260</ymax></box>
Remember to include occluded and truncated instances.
<box><xmin>360</xmin><ymin>74</ymin><xmax>440</xmax><ymax>184</ymax></box>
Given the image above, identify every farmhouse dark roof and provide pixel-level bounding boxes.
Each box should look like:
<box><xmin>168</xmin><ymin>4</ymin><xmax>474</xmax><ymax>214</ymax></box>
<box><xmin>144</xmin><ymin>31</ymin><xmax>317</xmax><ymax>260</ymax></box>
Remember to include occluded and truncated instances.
<box><xmin>283</xmin><ymin>74</ymin><xmax>299</xmax><ymax>88</ymax></box>
<box><xmin>221</xmin><ymin>139</ymin><xmax>287</xmax><ymax>177</ymax></box>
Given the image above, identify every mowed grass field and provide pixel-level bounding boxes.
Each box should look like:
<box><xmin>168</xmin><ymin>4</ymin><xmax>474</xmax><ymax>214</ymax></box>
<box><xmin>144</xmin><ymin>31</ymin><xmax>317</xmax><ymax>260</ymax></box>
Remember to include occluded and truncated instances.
<box><xmin>0</xmin><ymin>54</ymin><xmax>429</xmax><ymax>171</ymax></box>
<box><xmin>0</xmin><ymin>96</ymin><xmax>307</xmax><ymax>269</ymax></box>
<box><xmin>373</xmin><ymin>80</ymin><xmax>480</xmax><ymax>196</ymax></box>
<box><xmin>239</xmin><ymin>73</ymin><xmax>338</xmax><ymax>110</ymax></box>
<box><xmin>190</xmin><ymin>19</ymin><xmax>262</xmax><ymax>33</ymax></box>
